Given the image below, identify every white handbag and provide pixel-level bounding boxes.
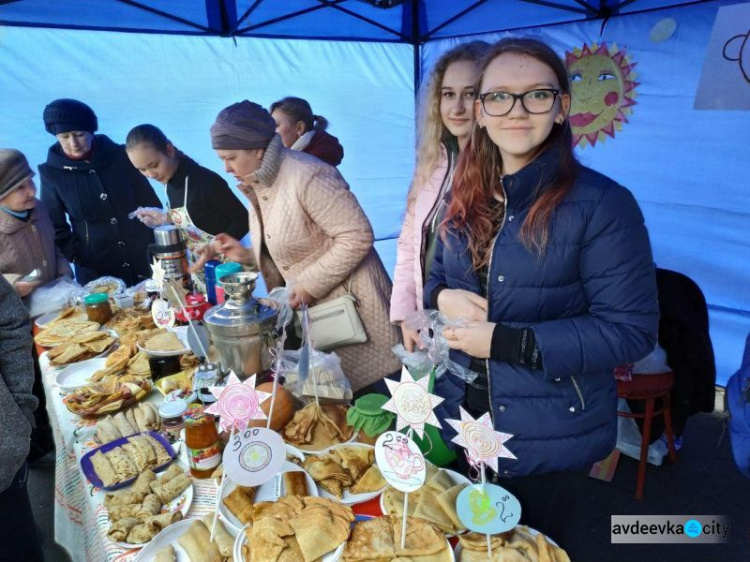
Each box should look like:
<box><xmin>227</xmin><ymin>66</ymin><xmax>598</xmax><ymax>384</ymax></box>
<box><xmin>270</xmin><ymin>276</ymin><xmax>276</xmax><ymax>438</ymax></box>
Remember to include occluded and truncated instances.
<box><xmin>294</xmin><ymin>292</ymin><xmax>368</xmax><ymax>351</ymax></box>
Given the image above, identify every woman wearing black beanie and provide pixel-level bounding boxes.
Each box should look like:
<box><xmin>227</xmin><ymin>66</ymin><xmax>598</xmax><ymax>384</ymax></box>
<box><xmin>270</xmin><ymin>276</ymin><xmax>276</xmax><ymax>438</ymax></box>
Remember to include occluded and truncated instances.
<box><xmin>39</xmin><ymin>99</ymin><xmax>163</xmax><ymax>286</ymax></box>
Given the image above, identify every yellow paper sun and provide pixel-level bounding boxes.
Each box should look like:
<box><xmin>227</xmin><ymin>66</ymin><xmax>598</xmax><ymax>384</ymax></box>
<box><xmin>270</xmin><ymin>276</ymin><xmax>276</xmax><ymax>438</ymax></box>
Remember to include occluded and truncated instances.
<box><xmin>565</xmin><ymin>42</ymin><xmax>639</xmax><ymax>148</ymax></box>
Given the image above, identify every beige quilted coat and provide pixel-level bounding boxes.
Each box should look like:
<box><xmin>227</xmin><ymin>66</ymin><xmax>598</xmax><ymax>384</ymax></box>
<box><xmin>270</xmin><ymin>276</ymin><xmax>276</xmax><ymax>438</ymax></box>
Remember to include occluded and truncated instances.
<box><xmin>0</xmin><ymin>199</ymin><xmax>72</xmax><ymax>288</ymax></box>
<box><xmin>242</xmin><ymin>136</ymin><xmax>401</xmax><ymax>391</ymax></box>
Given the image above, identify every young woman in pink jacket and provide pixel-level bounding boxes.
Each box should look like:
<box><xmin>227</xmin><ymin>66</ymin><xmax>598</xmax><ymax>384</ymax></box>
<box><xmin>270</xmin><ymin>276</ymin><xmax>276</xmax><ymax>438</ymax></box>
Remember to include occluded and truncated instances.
<box><xmin>390</xmin><ymin>41</ymin><xmax>490</xmax><ymax>351</ymax></box>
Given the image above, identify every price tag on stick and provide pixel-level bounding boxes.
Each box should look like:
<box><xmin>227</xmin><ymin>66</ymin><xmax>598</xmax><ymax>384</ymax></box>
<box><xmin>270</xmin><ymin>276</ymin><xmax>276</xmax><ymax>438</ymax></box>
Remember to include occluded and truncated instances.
<box><xmin>223</xmin><ymin>426</ymin><xmax>287</xmax><ymax>487</ymax></box>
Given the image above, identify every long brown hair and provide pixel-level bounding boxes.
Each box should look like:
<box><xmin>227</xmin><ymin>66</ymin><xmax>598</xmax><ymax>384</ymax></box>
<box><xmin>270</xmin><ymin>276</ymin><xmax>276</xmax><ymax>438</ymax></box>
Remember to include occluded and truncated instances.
<box><xmin>444</xmin><ymin>38</ymin><xmax>578</xmax><ymax>268</ymax></box>
<box><xmin>411</xmin><ymin>40</ymin><xmax>491</xmax><ymax>195</ymax></box>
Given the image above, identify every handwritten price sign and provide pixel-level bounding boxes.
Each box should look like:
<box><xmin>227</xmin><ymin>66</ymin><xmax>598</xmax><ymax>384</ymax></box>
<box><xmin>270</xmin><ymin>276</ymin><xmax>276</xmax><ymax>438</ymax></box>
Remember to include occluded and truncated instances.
<box><xmin>456</xmin><ymin>483</ymin><xmax>522</xmax><ymax>535</ymax></box>
<box><xmin>151</xmin><ymin>299</ymin><xmax>176</xmax><ymax>328</ymax></box>
<box><xmin>223</xmin><ymin>426</ymin><xmax>286</xmax><ymax>487</ymax></box>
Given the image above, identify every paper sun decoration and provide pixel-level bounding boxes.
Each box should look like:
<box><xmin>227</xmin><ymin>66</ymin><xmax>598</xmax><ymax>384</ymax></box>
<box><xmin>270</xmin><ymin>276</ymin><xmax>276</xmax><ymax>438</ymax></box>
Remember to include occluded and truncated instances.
<box><xmin>382</xmin><ymin>366</ymin><xmax>444</xmax><ymax>439</ymax></box>
<box><xmin>446</xmin><ymin>407</ymin><xmax>516</xmax><ymax>473</ymax></box>
<box><xmin>204</xmin><ymin>372</ymin><xmax>271</xmax><ymax>433</ymax></box>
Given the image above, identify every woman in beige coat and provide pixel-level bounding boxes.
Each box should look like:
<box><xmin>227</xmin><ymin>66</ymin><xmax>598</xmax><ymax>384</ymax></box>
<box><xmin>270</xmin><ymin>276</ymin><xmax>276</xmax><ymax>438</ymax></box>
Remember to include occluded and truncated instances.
<box><xmin>195</xmin><ymin>101</ymin><xmax>400</xmax><ymax>391</ymax></box>
<box><xmin>0</xmin><ymin>149</ymin><xmax>72</xmax><ymax>297</ymax></box>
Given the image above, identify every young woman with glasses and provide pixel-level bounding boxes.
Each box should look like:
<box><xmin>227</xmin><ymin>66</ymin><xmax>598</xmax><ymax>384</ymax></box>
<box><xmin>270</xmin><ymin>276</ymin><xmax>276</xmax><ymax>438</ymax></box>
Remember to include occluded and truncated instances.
<box><xmin>390</xmin><ymin>40</ymin><xmax>490</xmax><ymax>351</ymax></box>
<box><xmin>425</xmin><ymin>38</ymin><xmax>659</xmax><ymax>540</ymax></box>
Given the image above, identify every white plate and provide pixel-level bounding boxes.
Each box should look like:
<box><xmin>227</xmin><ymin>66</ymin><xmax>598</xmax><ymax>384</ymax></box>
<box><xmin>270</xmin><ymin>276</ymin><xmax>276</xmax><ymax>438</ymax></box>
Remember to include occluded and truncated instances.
<box><xmin>56</xmin><ymin>358</ymin><xmax>108</xmax><ymax>391</ymax></box>
<box><xmin>48</xmin><ymin>340</ymin><xmax>116</xmax><ymax>368</ymax></box>
<box><xmin>292</xmin><ymin>429</ymin><xmax>357</xmax><ymax>455</ymax></box>
<box><xmin>233</xmin><ymin>522</ymin><xmax>346</xmax><ymax>562</ymax></box>
<box><xmin>34</xmin><ymin>309</ymin><xmax>63</xmax><ymax>329</ymax></box>
<box><xmin>453</xmin><ymin>527</ymin><xmax>559</xmax><ymax>560</ymax></box>
<box><xmin>113</xmin><ymin>463</ymin><xmax>194</xmax><ymax>549</ymax></box>
<box><xmin>218</xmin><ymin>461</ymin><xmax>318</xmax><ymax>536</ymax></box>
<box><xmin>132</xmin><ymin>519</ymin><xmax>193</xmax><ymax>562</ymax></box>
<box><xmin>379</xmin><ymin>468</ymin><xmax>472</xmax><ymax>534</ymax></box>
<box><xmin>137</xmin><ymin>326</ymin><xmax>191</xmax><ymax>357</ymax></box>
<box><xmin>312</xmin><ymin>443</ymin><xmax>386</xmax><ymax>506</ymax></box>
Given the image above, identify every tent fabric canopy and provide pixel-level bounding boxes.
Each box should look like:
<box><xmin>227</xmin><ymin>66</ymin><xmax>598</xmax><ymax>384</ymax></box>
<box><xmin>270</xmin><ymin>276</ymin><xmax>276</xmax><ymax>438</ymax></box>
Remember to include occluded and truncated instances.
<box><xmin>0</xmin><ymin>0</ymin><xmax>714</xmax><ymax>42</ymax></box>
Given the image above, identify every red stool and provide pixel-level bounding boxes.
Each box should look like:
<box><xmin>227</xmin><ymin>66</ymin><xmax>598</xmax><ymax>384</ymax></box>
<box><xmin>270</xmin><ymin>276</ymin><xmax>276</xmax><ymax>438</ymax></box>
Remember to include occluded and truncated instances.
<box><xmin>616</xmin><ymin>371</ymin><xmax>678</xmax><ymax>499</ymax></box>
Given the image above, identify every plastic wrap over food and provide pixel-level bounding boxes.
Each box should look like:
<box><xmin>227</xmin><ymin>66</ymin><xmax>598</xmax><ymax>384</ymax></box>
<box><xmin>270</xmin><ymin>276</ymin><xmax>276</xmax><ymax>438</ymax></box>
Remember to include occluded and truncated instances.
<box><xmin>85</xmin><ymin>276</ymin><xmax>126</xmax><ymax>295</ymax></box>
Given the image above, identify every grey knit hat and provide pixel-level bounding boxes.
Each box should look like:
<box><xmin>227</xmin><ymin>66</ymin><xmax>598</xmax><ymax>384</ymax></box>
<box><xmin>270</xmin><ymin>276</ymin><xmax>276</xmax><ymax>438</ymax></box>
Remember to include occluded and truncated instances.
<box><xmin>210</xmin><ymin>100</ymin><xmax>277</xmax><ymax>150</ymax></box>
<box><xmin>0</xmin><ymin>149</ymin><xmax>34</xmax><ymax>199</ymax></box>
<box><xmin>43</xmin><ymin>99</ymin><xmax>98</xmax><ymax>135</ymax></box>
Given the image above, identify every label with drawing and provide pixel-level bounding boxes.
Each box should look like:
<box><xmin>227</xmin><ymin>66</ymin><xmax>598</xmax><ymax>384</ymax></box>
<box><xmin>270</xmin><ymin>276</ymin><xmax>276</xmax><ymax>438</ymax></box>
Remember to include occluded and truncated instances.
<box><xmin>375</xmin><ymin>431</ymin><xmax>426</xmax><ymax>493</ymax></box>
<box><xmin>456</xmin><ymin>483</ymin><xmax>522</xmax><ymax>535</ymax></box>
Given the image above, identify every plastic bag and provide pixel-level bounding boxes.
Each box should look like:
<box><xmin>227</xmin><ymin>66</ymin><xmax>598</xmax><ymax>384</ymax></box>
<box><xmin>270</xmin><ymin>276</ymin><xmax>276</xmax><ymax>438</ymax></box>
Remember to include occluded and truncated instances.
<box><xmin>398</xmin><ymin>309</ymin><xmax>480</xmax><ymax>384</ymax></box>
<box><xmin>28</xmin><ymin>276</ymin><xmax>84</xmax><ymax>318</ymax></box>
<box><xmin>616</xmin><ymin>398</ymin><xmax>668</xmax><ymax>466</ymax></box>
<box><xmin>281</xmin><ymin>348</ymin><xmax>352</xmax><ymax>404</ymax></box>
<box><xmin>129</xmin><ymin>206</ymin><xmax>169</xmax><ymax>228</ymax></box>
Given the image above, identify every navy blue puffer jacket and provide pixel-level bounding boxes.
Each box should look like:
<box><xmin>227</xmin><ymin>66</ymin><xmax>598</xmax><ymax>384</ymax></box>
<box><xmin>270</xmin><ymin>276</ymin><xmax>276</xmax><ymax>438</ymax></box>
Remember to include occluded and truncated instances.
<box><xmin>424</xmin><ymin>148</ymin><xmax>659</xmax><ymax>477</ymax></box>
<box><xmin>40</xmin><ymin>135</ymin><xmax>162</xmax><ymax>286</ymax></box>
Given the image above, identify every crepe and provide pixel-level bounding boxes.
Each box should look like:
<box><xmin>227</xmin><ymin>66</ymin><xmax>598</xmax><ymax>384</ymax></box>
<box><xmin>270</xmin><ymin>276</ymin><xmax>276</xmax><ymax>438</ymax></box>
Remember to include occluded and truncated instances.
<box><xmin>290</xmin><ymin>509</ymin><xmax>351</xmax><ymax>562</ymax></box>
<box><xmin>349</xmin><ymin>464</ymin><xmax>386</xmax><ymax>494</ymax></box>
<box><xmin>144</xmin><ymin>434</ymin><xmax>173</xmax><ymax>465</ymax></box>
<box><xmin>128</xmin><ymin>434</ymin><xmax>157</xmax><ymax>469</ymax></box>
<box><xmin>95</xmin><ymin>418</ymin><xmax>122</xmax><ymax>445</ymax></box>
<box><xmin>412</xmin><ymin>487</ymin><xmax>455</xmax><ymax>534</ymax></box>
<box><xmin>126</xmin><ymin>522</ymin><xmax>155</xmax><ymax>544</ymax></box>
<box><xmin>104</xmin><ymin>469</ymin><xmax>156</xmax><ymax>507</ymax></box>
<box><xmin>176</xmin><ymin>521</ymin><xmax>223</xmax><ymax>562</ymax></box>
<box><xmin>150</xmin><ymin>472</ymin><xmax>192</xmax><ymax>503</ymax></box>
<box><xmin>91</xmin><ymin>450</ymin><xmax>119</xmax><ymax>486</ymax></box>
<box><xmin>160</xmin><ymin>462</ymin><xmax>184</xmax><ymax>483</ymax></box>
<box><xmin>459</xmin><ymin>529</ymin><xmax>571</xmax><ymax>562</ymax></box>
<box><xmin>425</xmin><ymin>469</ymin><xmax>455</xmax><ymax>494</ymax></box>
<box><xmin>284</xmin><ymin>471</ymin><xmax>309</xmax><ymax>497</ymax></box>
<box><xmin>106</xmin><ymin>503</ymin><xmax>141</xmax><ymax>522</ymax></box>
<box><xmin>337</xmin><ymin>445</ymin><xmax>373</xmax><ymax>481</ymax></box>
<box><xmin>203</xmin><ymin>513</ymin><xmax>234</xmax><ymax>557</ymax></box>
<box><xmin>144</xmin><ymin>330</ymin><xmax>185</xmax><ymax>352</ymax></box>
<box><xmin>113</xmin><ymin>412</ymin><xmax>137</xmax><ymax>437</ymax></box>
<box><xmin>146</xmin><ymin>510</ymin><xmax>183</xmax><ymax>533</ymax></box>
<box><xmin>342</xmin><ymin>516</ymin><xmax>393</xmax><ymax>562</ymax></box>
<box><xmin>135</xmin><ymin>494</ymin><xmax>162</xmax><ymax>519</ymax></box>
<box><xmin>224</xmin><ymin>485</ymin><xmax>256</xmax><ymax>524</ymax></box>
<box><xmin>154</xmin><ymin>545</ymin><xmax>176</xmax><ymax>562</ymax></box>
<box><xmin>122</xmin><ymin>442</ymin><xmax>149</xmax><ymax>472</ymax></box>
<box><xmin>436</xmin><ymin>484</ymin><xmax>467</xmax><ymax>532</ymax></box>
<box><xmin>107</xmin><ymin>517</ymin><xmax>140</xmax><ymax>542</ymax></box>
<box><xmin>106</xmin><ymin>446</ymin><xmax>139</xmax><ymax>481</ymax></box>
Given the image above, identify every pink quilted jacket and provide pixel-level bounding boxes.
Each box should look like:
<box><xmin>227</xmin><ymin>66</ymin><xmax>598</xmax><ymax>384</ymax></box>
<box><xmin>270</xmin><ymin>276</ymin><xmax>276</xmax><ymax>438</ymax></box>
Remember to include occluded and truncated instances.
<box><xmin>244</xmin><ymin>137</ymin><xmax>401</xmax><ymax>391</ymax></box>
<box><xmin>390</xmin><ymin>151</ymin><xmax>450</xmax><ymax>324</ymax></box>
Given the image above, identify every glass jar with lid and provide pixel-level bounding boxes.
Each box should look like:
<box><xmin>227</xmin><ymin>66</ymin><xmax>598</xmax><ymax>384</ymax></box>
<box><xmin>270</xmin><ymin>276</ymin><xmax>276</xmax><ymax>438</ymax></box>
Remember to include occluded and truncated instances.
<box><xmin>158</xmin><ymin>399</ymin><xmax>188</xmax><ymax>443</ymax></box>
<box><xmin>184</xmin><ymin>405</ymin><xmax>221</xmax><ymax>478</ymax></box>
<box><xmin>83</xmin><ymin>293</ymin><xmax>113</xmax><ymax>324</ymax></box>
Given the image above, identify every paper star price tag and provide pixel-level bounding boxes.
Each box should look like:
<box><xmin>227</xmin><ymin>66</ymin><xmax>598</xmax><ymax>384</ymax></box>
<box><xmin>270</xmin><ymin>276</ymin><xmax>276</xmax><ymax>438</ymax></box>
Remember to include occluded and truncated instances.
<box><xmin>456</xmin><ymin>483</ymin><xmax>522</xmax><ymax>535</ymax></box>
<box><xmin>382</xmin><ymin>366</ymin><xmax>444</xmax><ymax>439</ymax></box>
<box><xmin>223</xmin><ymin>426</ymin><xmax>286</xmax><ymax>487</ymax></box>
<box><xmin>446</xmin><ymin>407</ymin><xmax>516</xmax><ymax>473</ymax></box>
<box><xmin>204</xmin><ymin>372</ymin><xmax>271</xmax><ymax>433</ymax></box>
<box><xmin>375</xmin><ymin>431</ymin><xmax>426</xmax><ymax>493</ymax></box>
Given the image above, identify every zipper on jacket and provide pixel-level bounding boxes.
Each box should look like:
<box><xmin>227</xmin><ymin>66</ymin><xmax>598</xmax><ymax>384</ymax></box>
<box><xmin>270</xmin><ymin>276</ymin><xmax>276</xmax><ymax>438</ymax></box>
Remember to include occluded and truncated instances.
<box><xmin>419</xmin><ymin>151</ymin><xmax>454</xmax><ymax>273</ymax></box>
<box><xmin>570</xmin><ymin>375</ymin><xmax>586</xmax><ymax>411</ymax></box>
<box><xmin>485</xmin><ymin>179</ymin><xmax>509</xmax><ymax>429</ymax></box>
<box><xmin>85</xmin><ymin>221</ymin><xmax>90</xmax><ymax>245</ymax></box>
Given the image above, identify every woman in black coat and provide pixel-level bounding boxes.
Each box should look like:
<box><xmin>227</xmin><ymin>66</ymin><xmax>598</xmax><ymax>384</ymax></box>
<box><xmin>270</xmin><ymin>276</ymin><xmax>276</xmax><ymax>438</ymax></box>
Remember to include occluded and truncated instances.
<box><xmin>39</xmin><ymin>99</ymin><xmax>162</xmax><ymax>286</ymax></box>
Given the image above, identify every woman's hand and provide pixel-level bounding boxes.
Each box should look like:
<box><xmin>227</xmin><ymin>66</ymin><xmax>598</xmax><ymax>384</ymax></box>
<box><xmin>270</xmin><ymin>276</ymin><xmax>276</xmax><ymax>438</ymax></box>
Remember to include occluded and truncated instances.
<box><xmin>436</xmin><ymin>289</ymin><xmax>488</xmax><ymax>321</ymax></box>
<box><xmin>400</xmin><ymin>324</ymin><xmax>423</xmax><ymax>353</ymax></box>
<box><xmin>15</xmin><ymin>280</ymin><xmax>40</xmax><ymax>298</ymax></box>
<box><xmin>289</xmin><ymin>286</ymin><xmax>315</xmax><ymax>310</ymax></box>
<box><xmin>190</xmin><ymin>243</ymin><xmax>217</xmax><ymax>273</ymax></box>
<box><xmin>212</xmin><ymin>234</ymin><xmax>253</xmax><ymax>265</ymax></box>
<box><xmin>131</xmin><ymin>207</ymin><xmax>169</xmax><ymax>227</ymax></box>
<box><xmin>443</xmin><ymin>321</ymin><xmax>495</xmax><ymax>359</ymax></box>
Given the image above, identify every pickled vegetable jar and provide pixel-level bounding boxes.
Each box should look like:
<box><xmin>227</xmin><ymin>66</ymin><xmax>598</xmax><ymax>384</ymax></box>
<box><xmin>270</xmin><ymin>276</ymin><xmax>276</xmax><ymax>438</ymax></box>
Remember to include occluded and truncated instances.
<box><xmin>184</xmin><ymin>405</ymin><xmax>221</xmax><ymax>478</ymax></box>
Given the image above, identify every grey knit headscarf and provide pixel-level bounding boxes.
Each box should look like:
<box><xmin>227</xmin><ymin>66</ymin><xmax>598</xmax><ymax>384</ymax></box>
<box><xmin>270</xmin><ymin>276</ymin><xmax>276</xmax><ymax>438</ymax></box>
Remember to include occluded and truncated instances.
<box><xmin>210</xmin><ymin>101</ymin><xmax>277</xmax><ymax>150</ymax></box>
<box><xmin>0</xmin><ymin>149</ymin><xmax>34</xmax><ymax>199</ymax></box>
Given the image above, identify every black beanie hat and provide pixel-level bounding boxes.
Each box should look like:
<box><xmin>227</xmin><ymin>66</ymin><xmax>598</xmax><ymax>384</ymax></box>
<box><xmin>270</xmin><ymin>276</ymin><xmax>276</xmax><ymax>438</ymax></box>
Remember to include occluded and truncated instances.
<box><xmin>43</xmin><ymin>99</ymin><xmax>98</xmax><ymax>135</ymax></box>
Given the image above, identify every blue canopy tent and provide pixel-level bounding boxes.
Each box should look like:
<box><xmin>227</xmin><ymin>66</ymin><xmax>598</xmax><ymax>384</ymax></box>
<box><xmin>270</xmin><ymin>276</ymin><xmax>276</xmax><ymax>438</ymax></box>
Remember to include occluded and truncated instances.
<box><xmin>1</xmin><ymin>0</ymin><xmax>748</xmax><ymax>385</ymax></box>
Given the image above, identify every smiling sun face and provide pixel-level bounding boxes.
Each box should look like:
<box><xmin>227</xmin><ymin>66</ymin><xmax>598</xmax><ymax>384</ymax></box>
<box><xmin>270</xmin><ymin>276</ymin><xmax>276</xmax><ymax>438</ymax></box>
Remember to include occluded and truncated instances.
<box><xmin>565</xmin><ymin>43</ymin><xmax>639</xmax><ymax>148</ymax></box>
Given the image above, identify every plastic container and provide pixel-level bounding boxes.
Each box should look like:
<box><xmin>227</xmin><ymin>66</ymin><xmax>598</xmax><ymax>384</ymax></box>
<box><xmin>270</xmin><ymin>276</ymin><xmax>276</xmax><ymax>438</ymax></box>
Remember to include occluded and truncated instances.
<box><xmin>204</xmin><ymin>259</ymin><xmax>222</xmax><ymax>305</ymax></box>
<box><xmin>83</xmin><ymin>293</ymin><xmax>113</xmax><ymax>324</ymax></box>
<box><xmin>184</xmin><ymin>405</ymin><xmax>221</xmax><ymax>478</ymax></box>
<box><xmin>158</xmin><ymin>399</ymin><xmax>188</xmax><ymax>443</ymax></box>
<box><xmin>214</xmin><ymin>262</ymin><xmax>243</xmax><ymax>304</ymax></box>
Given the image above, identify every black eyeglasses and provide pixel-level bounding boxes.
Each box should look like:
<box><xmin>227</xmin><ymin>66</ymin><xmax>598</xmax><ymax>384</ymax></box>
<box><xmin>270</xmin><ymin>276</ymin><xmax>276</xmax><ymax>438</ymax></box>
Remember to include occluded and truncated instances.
<box><xmin>478</xmin><ymin>89</ymin><xmax>560</xmax><ymax>117</ymax></box>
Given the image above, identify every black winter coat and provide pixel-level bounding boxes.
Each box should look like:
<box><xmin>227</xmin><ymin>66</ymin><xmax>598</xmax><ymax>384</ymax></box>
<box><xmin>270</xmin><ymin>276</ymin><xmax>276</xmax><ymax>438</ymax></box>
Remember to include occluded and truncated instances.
<box><xmin>39</xmin><ymin>134</ymin><xmax>162</xmax><ymax>286</ymax></box>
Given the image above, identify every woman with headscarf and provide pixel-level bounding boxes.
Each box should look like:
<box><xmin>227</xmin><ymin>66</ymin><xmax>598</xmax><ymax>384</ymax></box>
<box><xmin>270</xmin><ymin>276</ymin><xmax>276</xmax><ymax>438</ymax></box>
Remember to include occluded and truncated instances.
<box><xmin>270</xmin><ymin>97</ymin><xmax>344</xmax><ymax>167</ymax></box>
<box><xmin>39</xmin><ymin>99</ymin><xmax>163</xmax><ymax>286</ymax></box>
<box><xmin>194</xmin><ymin>100</ymin><xmax>400</xmax><ymax>392</ymax></box>
<box><xmin>0</xmin><ymin>149</ymin><xmax>72</xmax><ymax>296</ymax></box>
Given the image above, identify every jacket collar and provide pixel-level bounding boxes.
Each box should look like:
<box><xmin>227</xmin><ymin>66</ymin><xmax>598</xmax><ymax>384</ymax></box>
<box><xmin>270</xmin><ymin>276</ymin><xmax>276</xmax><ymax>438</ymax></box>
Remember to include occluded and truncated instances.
<box><xmin>0</xmin><ymin>203</ymin><xmax>39</xmax><ymax>234</ymax></box>
<box><xmin>44</xmin><ymin>134</ymin><xmax>118</xmax><ymax>171</ymax></box>
<box><xmin>168</xmin><ymin>154</ymin><xmax>192</xmax><ymax>190</ymax></box>
<box><xmin>251</xmin><ymin>135</ymin><xmax>285</xmax><ymax>188</ymax></box>
<box><xmin>501</xmin><ymin>146</ymin><xmax>561</xmax><ymax>211</ymax></box>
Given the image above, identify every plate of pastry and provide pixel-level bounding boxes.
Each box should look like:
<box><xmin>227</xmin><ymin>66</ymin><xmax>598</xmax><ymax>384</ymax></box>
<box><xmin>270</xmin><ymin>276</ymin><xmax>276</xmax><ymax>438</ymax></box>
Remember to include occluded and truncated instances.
<box><xmin>303</xmin><ymin>443</ymin><xmax>387</xmax><ymax>506</ymax></box>
<box><xmin>233</xmin><ymin>496</ymin><xmax>353</xmax><ymax>562</ymax></box>
<box><xmin>342</xmin><ymin>515</ymin><xmax>455</xmax><ymax>562</ymax></box>
<box><xmin>380</xmin><ymin>463</ymin><xmax>472</xmax><ymax>536</ymax></box>
<box><xmin>137</xmin><ymin>327</ymin><xmax>191</xmax><ymax>358</ymax></box>
<box><xmin>282</xmin><ymin>402</ymin><xmax>356</xmax><ymax>454</ymax></box>
<box><xmin>133</xmin><ymin>515</ymin><xmax>234</xmax><ymax>561</ymax></box>
<box><xmin>103</xmin><ymin>463</ymin><xmax>193</xmax><ymax>549</ymax></box>
<box><xmin>454</xmin><ymin>527</ymin><xmax>568</xmax><ymax>561</ymax></box>
<box><xmin>218</xmin><ymin>461</ymin><xmax>318</xmax><ymax>536</ymax></box>
<box><xmin>56</xmin><ymin>357</ymin><xmax>108</xmax><ymax>391</ymax></box>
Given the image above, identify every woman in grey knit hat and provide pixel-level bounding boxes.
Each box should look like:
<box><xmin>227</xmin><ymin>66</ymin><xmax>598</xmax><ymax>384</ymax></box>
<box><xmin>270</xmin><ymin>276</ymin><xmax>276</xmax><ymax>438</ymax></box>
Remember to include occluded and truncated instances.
<box><xmin>194</xmin><ymin>100</ymin><xmax>401</xmax><ymax>392</ymax></box>
<box><xmin>0</xmin><ymin>148</ymin><xmax>72</xmax><ymax>297</ymax></box>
